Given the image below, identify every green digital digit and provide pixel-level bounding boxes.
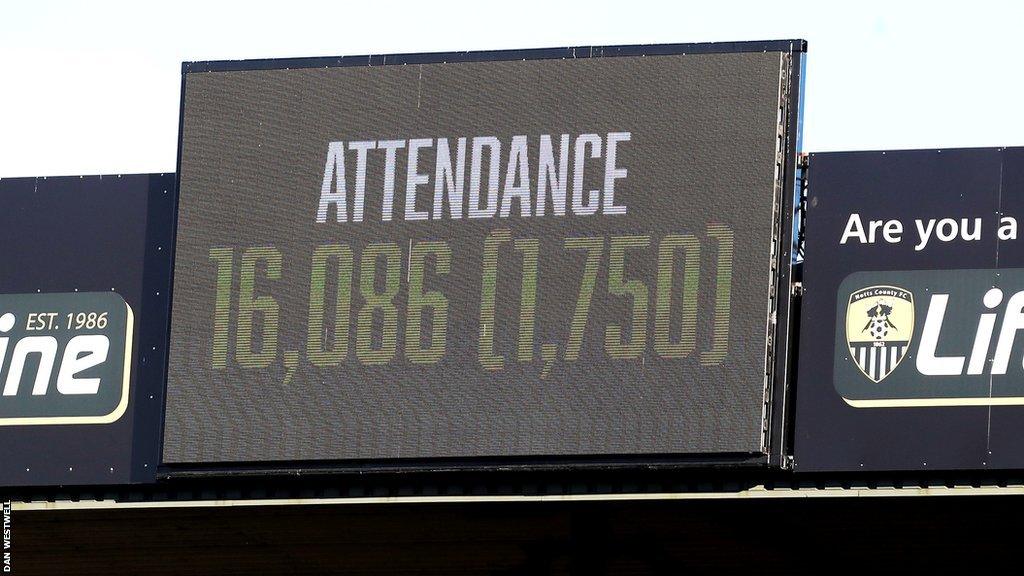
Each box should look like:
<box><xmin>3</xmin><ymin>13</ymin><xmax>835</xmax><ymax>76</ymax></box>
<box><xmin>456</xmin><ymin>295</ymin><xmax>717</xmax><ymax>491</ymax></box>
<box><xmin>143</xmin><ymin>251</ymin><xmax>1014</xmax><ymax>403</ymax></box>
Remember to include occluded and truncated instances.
<box><xmin>702</xmin><ymin>224</ymin><xmax>734</xmax><ymax>366</ymax></box>
<box><xmin>564</xmin><ymin>237</ymin><xmax>603</xmax><ymax>361</ymax></box>
<box><xmin>306</xmin><ymin>244</ymin><xmax>354</xmax><ymax>367</ymax></box>
<box><xmin>514</xmin><ymin>239</ymin><xmax>539</xmax><ymax>362</ymax></box>
<box><xmin>236</xmin><ymin>246</ymin><xmax>281</xmax><ymax>369</ymax></box>
<box><xmin>654</xmin><ymin>234</ymin><xmax>701</xmax><ymax>358</ymax></box>
<box><xmin>479</xmin><ymin>229</ymin><xmax>511</xmax><ymax>370</ymax></box>
<box><xmin>605</xmin><ymin>235</ymin><xmax>650</xmax><ymax>359</ymax></box>
<box><xmin>356</xmin><ymin>243</ymin><xmax>401</xmax><ymax>365</ymax></box>
<box><xmin>209</xmin><ymin>247</ymin><xmax>234</xmax><ymax>369</ymax></box>
<box><xmin>406</xmin><ymin>241</ymin><xmax>451</xmax><ymax>364</ymax></box>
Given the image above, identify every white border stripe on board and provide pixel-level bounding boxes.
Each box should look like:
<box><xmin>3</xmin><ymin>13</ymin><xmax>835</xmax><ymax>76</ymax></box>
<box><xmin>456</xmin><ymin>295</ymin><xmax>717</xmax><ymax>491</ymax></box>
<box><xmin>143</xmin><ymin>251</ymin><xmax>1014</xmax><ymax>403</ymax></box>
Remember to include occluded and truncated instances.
<box><xmin>13</xmin><ymin>485</ymin><xmax>1024</xmax><ymax>511</ymax></box>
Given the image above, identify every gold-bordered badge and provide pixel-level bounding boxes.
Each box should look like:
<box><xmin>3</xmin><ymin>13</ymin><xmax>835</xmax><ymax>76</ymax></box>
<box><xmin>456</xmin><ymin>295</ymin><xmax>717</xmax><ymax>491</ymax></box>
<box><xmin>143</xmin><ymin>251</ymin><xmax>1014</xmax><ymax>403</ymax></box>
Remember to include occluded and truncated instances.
<box><xmin>845</xmin><ymin>285</ymin><xmax>915</xmax><ymax>383</ymax></box>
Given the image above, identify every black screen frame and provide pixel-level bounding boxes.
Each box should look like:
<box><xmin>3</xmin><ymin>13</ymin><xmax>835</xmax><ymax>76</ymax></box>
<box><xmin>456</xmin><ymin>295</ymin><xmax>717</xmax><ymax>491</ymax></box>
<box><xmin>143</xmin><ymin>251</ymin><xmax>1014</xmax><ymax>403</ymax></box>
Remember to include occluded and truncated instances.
<box><xmin>164</xmin><ymin>40</ymin><xmax>806</xmax><ymax>476</ymax></box>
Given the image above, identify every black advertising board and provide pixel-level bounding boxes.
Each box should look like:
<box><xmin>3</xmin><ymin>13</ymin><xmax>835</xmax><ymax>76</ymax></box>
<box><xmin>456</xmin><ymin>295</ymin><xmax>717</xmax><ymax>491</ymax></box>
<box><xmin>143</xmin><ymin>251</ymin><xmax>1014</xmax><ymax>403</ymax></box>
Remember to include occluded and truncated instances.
<box><xmin>164</xmin><ymin>41</ymin><xmax>804</xmax><ymax>465</ymax></box>
<box><xmin>0</xmin><ymin>174</ymin><xmax>173</xmax><ymax>486</ymax></box>
<box><xmin>795</xmin><ymin>148</ymin><xmax>1024</xmax><ymax>471</ymax></box>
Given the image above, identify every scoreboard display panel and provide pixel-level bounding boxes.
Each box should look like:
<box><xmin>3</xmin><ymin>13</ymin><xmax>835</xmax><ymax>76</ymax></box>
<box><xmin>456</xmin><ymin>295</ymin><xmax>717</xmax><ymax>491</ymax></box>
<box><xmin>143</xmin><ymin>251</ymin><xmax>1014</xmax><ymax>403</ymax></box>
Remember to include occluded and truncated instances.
<box><xmin>164</xmin><ymin>42</ymin><xmax>803</xmax><ymax>464</ymax></box>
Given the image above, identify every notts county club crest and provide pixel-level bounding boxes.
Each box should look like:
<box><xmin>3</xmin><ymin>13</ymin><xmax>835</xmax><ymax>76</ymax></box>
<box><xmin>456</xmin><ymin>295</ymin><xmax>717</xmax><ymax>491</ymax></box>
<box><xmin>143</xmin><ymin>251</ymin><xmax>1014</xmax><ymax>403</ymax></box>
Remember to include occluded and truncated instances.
<box><xmin>845</xmin><ymin>286</ymin><xmax>915</xmax><ymax>383</ymax></box>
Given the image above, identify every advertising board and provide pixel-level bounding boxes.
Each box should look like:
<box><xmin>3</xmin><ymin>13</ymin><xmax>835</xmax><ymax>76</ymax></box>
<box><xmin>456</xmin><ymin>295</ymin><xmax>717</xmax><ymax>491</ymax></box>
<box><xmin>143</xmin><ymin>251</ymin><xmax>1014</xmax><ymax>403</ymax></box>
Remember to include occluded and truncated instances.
<box><xmin>0</xmin><ymin>174</ymin><xmax>172</xmax><ymax>486</ymax></box>
<box><xmin>795</xmin><ymin>148</ymin><xmax>1024</xmax><ymax>471</ymax></box>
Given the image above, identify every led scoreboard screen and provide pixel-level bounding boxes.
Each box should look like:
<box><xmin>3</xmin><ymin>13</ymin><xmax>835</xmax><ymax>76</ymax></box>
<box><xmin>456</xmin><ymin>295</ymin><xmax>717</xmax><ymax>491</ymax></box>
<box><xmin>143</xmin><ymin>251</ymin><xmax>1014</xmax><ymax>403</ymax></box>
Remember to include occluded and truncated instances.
<box><xmin>164</xmin><ymin>42</ymin><xmax>802</xmax><ymax>464</ymax></box>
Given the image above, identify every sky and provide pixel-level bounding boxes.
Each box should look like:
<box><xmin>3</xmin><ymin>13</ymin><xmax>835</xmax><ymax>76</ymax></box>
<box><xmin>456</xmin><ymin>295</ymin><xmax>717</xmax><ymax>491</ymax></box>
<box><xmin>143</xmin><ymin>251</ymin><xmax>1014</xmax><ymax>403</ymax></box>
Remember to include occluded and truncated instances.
<box><xmin>0</xmin><ymin>0</ymin><xmax>1022</xmax><ymax>177</ymax></box>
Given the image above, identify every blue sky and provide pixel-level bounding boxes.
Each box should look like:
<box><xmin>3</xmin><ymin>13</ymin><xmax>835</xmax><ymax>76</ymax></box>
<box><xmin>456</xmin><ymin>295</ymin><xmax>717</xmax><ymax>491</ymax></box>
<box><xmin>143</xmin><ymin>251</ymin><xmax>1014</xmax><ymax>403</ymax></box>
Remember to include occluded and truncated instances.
<box><xmin>1</xmin><ymin>0</ymin><xmax>1022</xmax><ymax>176</ymax></box>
